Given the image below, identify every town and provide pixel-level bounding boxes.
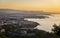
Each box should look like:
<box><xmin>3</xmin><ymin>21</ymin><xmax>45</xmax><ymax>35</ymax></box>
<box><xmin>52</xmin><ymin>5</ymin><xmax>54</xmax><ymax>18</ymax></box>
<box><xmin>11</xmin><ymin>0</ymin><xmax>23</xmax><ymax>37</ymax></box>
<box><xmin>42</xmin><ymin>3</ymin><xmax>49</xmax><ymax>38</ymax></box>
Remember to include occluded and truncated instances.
<box><xmin>0</xmin><ymin>16</ymin><xmax>40</xmax><ymax>38</ymax></box>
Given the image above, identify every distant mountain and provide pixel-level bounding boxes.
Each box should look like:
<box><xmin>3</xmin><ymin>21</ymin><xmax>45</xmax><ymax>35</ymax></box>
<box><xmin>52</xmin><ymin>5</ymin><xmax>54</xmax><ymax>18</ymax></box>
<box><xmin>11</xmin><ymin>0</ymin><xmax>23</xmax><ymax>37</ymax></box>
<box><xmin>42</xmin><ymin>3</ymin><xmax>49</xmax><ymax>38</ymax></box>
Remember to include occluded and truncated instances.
<box><xmin>0</xmin><ymin>9</ymin><xmax>23</xmax><ymax>14</ymax></box>
<box><xmin>0</xmin><ymin>9</ymin><xmax>51</xmax><ymax>15</ymax></box>
<box><xmin>0</xmin><ymin>9</ymin><xmax>50</xmax><ymax>19</ymax></box>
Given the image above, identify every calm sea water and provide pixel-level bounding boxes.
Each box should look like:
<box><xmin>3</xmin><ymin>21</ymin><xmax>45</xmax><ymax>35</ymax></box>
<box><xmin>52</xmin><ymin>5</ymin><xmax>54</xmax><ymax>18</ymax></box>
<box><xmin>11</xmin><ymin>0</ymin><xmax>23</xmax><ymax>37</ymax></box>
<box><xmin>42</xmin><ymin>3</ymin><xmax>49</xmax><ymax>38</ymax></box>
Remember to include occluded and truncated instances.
<box><xmin>25</xmin><ymin>14</ymin><xmax>60</xmax><ymax>32</ymax></box>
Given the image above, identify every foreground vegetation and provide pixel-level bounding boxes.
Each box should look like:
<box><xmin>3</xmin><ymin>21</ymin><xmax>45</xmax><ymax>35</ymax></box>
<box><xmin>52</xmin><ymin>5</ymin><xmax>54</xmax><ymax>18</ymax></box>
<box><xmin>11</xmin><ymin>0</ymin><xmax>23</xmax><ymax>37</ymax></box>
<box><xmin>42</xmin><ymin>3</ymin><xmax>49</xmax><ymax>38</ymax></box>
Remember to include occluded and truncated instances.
<box><xmin>0</xmin><ymin>23</ymin><xmax>60</xmax><ymax>38</ymax></box>
<box><xmin>0</xmin><ymin>29</ymin><xmax>59</xmax><ymax>38</ymax></box>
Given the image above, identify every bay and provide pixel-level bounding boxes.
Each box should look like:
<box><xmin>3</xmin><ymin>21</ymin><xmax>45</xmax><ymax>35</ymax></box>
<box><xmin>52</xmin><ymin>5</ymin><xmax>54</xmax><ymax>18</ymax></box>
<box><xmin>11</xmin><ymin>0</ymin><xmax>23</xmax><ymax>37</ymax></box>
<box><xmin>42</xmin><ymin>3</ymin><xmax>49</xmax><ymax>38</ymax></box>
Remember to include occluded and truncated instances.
<box><xmin>25</xmin><ymin>14</ymin><xmax>60</xmax><ymax>32</ymax></box>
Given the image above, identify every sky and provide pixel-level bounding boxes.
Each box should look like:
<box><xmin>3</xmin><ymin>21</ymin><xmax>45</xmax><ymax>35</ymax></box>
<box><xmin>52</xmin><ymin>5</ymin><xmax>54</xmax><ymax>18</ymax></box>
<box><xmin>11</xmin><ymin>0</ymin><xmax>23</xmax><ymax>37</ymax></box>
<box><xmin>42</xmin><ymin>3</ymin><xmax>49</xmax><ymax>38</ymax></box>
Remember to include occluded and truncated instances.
<box><xmin>0</xmin><ymin>0</ymin><xmax>60</xmax><ymax>13</ymax></box>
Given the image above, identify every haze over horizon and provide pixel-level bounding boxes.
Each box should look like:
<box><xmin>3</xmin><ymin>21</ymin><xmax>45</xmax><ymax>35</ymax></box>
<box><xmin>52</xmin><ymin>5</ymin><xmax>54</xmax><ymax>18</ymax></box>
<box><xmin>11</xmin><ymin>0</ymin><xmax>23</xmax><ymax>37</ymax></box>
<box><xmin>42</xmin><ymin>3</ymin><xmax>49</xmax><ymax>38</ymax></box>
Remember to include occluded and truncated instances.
<box><xmin>0</xmin><ymin>0</ymin><xmax>60</xmax><ymax>13</ymax></box>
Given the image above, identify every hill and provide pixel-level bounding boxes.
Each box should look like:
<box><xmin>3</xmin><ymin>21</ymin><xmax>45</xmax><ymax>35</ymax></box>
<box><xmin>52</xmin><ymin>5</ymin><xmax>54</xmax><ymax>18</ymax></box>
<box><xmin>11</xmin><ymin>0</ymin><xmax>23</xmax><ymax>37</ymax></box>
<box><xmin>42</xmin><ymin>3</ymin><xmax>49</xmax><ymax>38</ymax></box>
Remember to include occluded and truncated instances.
<box><xmin>0</xmin><ymin>9</ymin><xmax>51</xmax><ymax>15</ymax></box>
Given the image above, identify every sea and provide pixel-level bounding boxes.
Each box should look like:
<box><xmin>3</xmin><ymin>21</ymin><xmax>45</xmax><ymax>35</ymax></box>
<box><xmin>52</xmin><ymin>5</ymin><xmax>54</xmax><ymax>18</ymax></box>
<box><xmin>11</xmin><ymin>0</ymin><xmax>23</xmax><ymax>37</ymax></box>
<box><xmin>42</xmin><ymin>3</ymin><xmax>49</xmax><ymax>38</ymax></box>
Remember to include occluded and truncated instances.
<box><xmin>25</xmin><ymin>14</ymin><xmax>60</xmax><ymax>32</ymax></box>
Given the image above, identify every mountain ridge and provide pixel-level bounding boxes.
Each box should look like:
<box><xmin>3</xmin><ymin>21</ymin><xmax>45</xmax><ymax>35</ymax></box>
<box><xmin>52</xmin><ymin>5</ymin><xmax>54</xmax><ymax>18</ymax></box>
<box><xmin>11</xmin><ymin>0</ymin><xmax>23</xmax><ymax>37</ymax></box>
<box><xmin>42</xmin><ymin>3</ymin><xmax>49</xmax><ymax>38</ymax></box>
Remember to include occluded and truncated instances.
<box><xmin>0</xmin><ymin>9</ymin><xmax>51</xmax><ymax>15</ymax></box>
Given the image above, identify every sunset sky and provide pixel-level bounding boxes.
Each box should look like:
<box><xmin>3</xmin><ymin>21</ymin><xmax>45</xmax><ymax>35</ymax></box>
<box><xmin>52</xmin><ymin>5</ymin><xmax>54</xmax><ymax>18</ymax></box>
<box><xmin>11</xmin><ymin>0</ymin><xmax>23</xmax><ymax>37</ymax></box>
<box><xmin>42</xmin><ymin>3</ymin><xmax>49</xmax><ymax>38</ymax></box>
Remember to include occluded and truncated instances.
<box><xmin>0</xmin><ymin>0</ymin><xmax>60</xmax><ymax>13</ymax></box>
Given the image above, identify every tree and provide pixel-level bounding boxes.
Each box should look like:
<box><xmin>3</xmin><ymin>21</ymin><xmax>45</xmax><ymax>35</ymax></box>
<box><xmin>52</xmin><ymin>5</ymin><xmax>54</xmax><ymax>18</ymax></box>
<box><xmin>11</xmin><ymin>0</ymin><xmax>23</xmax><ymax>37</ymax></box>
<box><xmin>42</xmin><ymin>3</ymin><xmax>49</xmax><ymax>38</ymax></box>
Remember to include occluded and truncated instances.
<box><xmin>52</xmin><ymin>24</ymin><xmax>60</xmax><ymax>37</ymax></box>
